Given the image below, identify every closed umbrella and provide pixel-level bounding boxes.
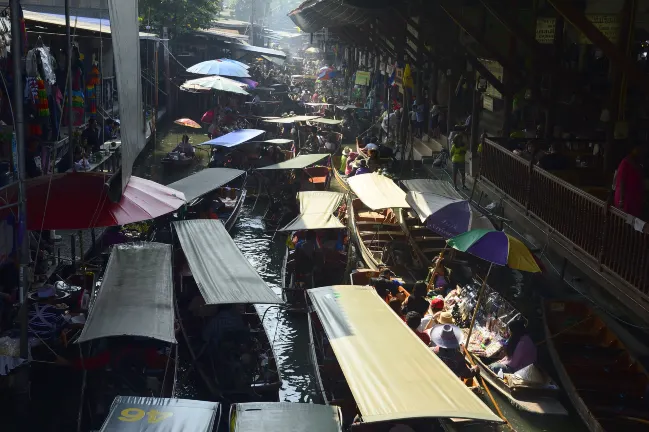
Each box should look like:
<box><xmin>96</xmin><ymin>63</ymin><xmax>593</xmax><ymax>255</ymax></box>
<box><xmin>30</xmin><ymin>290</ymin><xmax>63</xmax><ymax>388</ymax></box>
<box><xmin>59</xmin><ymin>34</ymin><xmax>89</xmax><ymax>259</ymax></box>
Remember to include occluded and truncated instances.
<box><xmin>180</xmin><ymin>76</ymin><xmax>249</xmax><ymax>95</ymax></box>
<box><xmin>187</xmin><ymin>59</ymin><xmax>250</xmax><ymax>78</ymax></box>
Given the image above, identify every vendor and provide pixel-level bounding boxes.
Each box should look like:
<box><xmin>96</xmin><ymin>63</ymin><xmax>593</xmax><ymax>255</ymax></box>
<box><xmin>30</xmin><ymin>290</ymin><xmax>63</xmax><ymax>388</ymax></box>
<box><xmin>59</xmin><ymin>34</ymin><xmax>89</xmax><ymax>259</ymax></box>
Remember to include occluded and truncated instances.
<box><xmin>173</xmin><ymin>135</ymin><xmax>195</xmax><ymax>156</ymax></box>
<box><xmin>81</xmin><ymin>117</ymin><xmax>101</xmax><ymax>152</ymax></box>
<box><xmin>28</xmin><ymin>285</ymin><xmax>83</xmax><ymax>341</ymax></box>
<box><xmin>489</xmin><ymin>319</ymin><xmax>537</xmax><ymax>374</ymax></box>
<box><xmin>430</xmin><ymin>324</ymin><xmax>479</xmax><ymax>379</ymax></box>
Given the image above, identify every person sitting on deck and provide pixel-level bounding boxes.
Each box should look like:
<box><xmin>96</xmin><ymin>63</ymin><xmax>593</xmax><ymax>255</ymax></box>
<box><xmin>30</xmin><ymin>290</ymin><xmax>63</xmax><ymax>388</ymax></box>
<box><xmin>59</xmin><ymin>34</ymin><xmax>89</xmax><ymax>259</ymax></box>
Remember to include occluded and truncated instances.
<box><xmin>489</xmin><ymin>319</ymin><xmax>537</xmax><ymax>374</ymax></box>
<box><xmin>405</xmin><ymin>311</ymin><xmax>431</xmax><ymax>345</ymax></box>
<box><xmin>401</xmin><ymin>282</ymin><xmax>430</xmax><ymax>317</ymax></box>
<box><xmin>202</xmin><ymin>304</ymin><xmax>248</xmax><ymax>351</ymax></box>
<box><xmin>430</xmin><ymin>324</ymin><xmax>479</xmax><ymax>379</ymax></box>
<box><xmin>173</xmin><ymin>135</ymin><xmax>194</xmax><ymax>156</ymax></box>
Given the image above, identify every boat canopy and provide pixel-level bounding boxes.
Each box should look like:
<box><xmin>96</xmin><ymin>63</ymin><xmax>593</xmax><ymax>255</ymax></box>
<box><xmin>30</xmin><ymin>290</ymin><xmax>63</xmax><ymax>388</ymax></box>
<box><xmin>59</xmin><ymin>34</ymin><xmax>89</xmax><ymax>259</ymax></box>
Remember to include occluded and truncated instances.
<box><xmin>335</xmin><ymin>105</ymin><xmax>367</xmax><ymax>111</ymax></box>
<box><xmin>304</xmin><ymin>102</ymin><xmax>333</xmax><ymax>107</ymax></box>
<box><xmin>200</xmin><ymin>129</ymin><xmax>265</xmax><ymax>147</ymax></box>
<box><xmin>173</xmin><ymin>220</ymin><xmax>283</xmax><ymax>305</ymax></box>
<box><xmin>232</xmin><ymin>402</ymin><xmax>342</xmax><ymax>432</ymax></box>
<box><xmin>99</xmin><ymin>396</ymin><xmax>220</xmax><ymax>432</ymax></box>
<box><xmin>263</xmin><ymin>115</ymin><xmax>321</xmax><ymax>124</ymax></box>
<box><xmin>167</xmin><ymin>168</ymin><xmax>245</xmax><ymax>202</ymax></box>
<box><xmin>264</xmin><ymin>138</ymin><xmax>294</xmax><ymax>145</ymax></box>
<box><xmin>77</xmin><ymin>243</ymin><xmax>175</xmax><ymax>344</ymax></box>
<box><xmin>308</xmin><ymin>285</ymin><xmax>503</xmax><ymax>424</ymax></box>
<box><xmin>347</xmin><ymin>173</ymin><xmax>410</xmax><ymax>210</ymax></box>
<box><xmin>279</xmin><ymin>192</ymin><xmax>344</xmax><ymax>231</ymax></box>
<box><xmin>402</xmin><ymin>178</ymin><xmax>462</xmax><ymax>198</ymax></box>
<box><xmin>309</xmin><ymin>118</ymin><xmax>343</xmax><ymax>125</ymax></box>
<box><xmin>258</xmin><ymin>153</ymin><xmax>328</xmax><ymax>170</ymax></box>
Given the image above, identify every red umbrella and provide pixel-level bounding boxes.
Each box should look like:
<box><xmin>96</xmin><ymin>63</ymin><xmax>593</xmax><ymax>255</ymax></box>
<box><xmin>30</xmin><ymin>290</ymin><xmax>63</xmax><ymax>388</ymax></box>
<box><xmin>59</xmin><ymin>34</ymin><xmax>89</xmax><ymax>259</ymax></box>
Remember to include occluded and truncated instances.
<box><xmin>0</xmin><ymin>173</ymin><xmax>185</xmax><ymax>230</ymax></box>
<box><xmin>201</xmin><ymin>110</ymin><xmax>214</xmax><ymax>124</ymax></box>
<box><xmin>174</xmin><ymin>118</ymin><xmax>202</xmax><ymax>129</ymax></box>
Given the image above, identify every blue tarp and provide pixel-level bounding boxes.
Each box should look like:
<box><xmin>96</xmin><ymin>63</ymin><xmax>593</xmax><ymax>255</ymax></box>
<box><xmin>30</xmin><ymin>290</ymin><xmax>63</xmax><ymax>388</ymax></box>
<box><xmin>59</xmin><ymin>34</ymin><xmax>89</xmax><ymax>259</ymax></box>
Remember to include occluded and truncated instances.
<box><xmin>200</xmin><ymin>129</ymin><xmax>265</xmax><ymax>147</ymax></box>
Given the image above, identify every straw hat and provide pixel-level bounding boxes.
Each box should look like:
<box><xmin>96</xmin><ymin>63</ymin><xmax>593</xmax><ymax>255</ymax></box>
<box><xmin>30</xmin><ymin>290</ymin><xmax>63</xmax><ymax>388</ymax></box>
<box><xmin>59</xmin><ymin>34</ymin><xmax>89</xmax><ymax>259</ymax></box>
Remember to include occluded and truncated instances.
<box><xmin>342</xmin><ymin>147</ymin><xmax>352</xmax><ymax>156</ymax></box>
<box><xmin>430</xmin><ymin>324</ymin><xmax>463</xmax><ymax>349</ymax></box>
<box><xmin>438</xmin><ymin>311</ymin><xmax>454</xmax><ymax>324</ymax></box>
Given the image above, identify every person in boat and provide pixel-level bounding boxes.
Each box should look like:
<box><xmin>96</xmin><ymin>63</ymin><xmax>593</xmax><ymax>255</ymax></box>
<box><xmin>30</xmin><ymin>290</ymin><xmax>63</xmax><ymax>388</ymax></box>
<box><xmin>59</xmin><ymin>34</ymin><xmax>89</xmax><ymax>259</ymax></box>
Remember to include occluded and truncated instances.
<box><xmin>401</xmin><ymin>281</ymin><xmax>430</xmax><ymax>317</ymax></box>
<box><xmin>489</xmin><ymin>319</ymin><xmax>537</xmax><ymax>374</ymax></box>
<box><xmin>173</xmin><ymin>134</ymin><xmax>194</xmax><ymax>157</ymax></box>
<box><xmin>345</xmin><ymin>152</ymin><xmax>358</xmax><ymax>176</ymax></box>
<box><xmin>351</xmin><ymin>159</ymin><xmax>370</xmax><ymax>176</ymax></box>
<box><xmin>324</xmin><ymin>132</ymin><xmax>338</xmax><ymax>153</ymax></box>
<box><xmin>340</xmin><ymin>147</ymin><xmax>351</xmax><ymax>172</ymax></box>
<box><xmin>389</xmin><ymin>297</ymin><xmax>405</xmax><ymax>321</ymax></box>
<box><xmin>202</xmin><ymin>304</ymin><xmax>248</xmax><ymax>351</ymax></box>
<box><xmin>405</xmin><ymin>311</ymin><xmax>431</xmax><ymax>346</ymax></box>
<box><xmin>28</xmin><ymin>285</ymin><xmax>84</xmax><ymax>342</ymax></box>
<box><xmin>306</xmin><ymin>126</ymin><xmax>324</xmax><ymax>149</ymax></box>
<box><xmin>430</xmin><ymin>324</ymin><xmax>479</xmax><ymax>379</ymax></box>
<box><xmin>199</xmin><ymin>196</ymin><xmax>226</xmax><ymax>219</ymax></box>
<box><xmin>429</xmin><ymin>297</ymin><xmax>445</xmax><ymax>324</ymax></box>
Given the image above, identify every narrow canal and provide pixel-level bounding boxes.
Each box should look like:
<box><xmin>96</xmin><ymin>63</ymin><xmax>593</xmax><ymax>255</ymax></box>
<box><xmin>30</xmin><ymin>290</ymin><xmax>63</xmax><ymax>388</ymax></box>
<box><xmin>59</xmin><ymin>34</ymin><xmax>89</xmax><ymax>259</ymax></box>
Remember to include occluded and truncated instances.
<box><xmin>134</xmin><ymin>122</ymin><xmax>587</xmax><ymax>431</ymax></box>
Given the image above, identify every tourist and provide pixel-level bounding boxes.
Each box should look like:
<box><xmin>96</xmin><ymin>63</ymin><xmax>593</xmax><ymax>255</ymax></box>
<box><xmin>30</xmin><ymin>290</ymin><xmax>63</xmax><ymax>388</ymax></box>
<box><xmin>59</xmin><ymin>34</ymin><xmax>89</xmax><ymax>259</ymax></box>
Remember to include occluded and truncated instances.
<box><xmin>102</xmin><ymin>119</ymin><xmax>116</xmax><ymax>143</ymax></box>
<box><xmin>81</xmin><ymin>117</ymin><xmax>101</xmax><ymax>152</ymax></box>
<box><xmin>614</xmin><ymin>144</ymin><xmax>645</xmax><ymax>217</ymax></box>
<box><xmin>401</xmin><ymin>281</ymin><xmax>429</xmax><ymax>316</ymax></box>
<box><xmin>353</xmin><ymin>159</ymin><xmax>370</xmax><ymax>176</ymax></box>
<box><xmin>405</xmin><ymin>311</ymin><xmax>431</xmax><ymax>345</ymax></box>
<box><xmin>415</xmin><ymin>100</ymin><xmax>425</xmax><ymax>138</ymax></box>
<box><xmin>340</xmin><ymin>147</ymin><xmax>351</xmax><ymax>172</ymax></box>
<box><xmin>489</xmin><ymin>319</ymin><xmax>537</xmax><ymax>374</ymax></box>
<box><xmin>430</xmin><ymin>324</ymin><xmax>479</xmax><ymax>378</ymax></box>
<box><xmin>429</xmin><ymin>101</ymin><xmax>441</xmax><ymax>138</ymax></box>
<box><xmin>450</xmin><ymin>134</ymin><xmax>467</xmax><ymax>190</ymax></box>
<box><xmin>537</xmin><ymin>143</ymin><xmax>572</xmax><ymax>171</ymax></box>
<box><xmin>388</xmin><ymin>297</ymin><xmax>405</xmax><ymax>321</ymax></box>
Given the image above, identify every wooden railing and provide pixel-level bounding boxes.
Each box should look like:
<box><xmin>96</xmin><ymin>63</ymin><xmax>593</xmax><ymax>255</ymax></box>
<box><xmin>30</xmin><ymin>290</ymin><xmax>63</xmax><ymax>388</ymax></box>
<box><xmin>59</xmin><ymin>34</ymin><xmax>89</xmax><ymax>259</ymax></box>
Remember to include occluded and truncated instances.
<box><xmin>480</xmin><ymin>139</ymin><xmax>649</xmax><ymax>297</ymax></box>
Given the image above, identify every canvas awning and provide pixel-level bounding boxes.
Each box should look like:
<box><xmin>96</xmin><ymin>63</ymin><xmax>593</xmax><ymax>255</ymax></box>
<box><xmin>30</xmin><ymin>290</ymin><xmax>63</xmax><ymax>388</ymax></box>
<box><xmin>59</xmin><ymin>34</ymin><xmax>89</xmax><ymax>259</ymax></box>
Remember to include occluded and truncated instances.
<box><xmin>258</xmin><ymin>153</ymin><xmax>328</xmax><ymax>170</ymax></box>
<box><xmin>289</xmin><ymin>0</ymin><xmax>369</xmax><ymax>33</ymax></box>
<box><xmin>347</xmin><ymin>173</ymin><xmax>410</xmax><ymax>210</ymax></box>
<box><xmin>308</xmin><ymin>286</ymin><xmax>503</xmax><ymax>424</ymax></box>
<box><xmin>99</xmin><ymin>397</ymin><xmax>219</xmax><ymax>432</ymax></box>
<box><xmin>174</xmin><ymin>220</ymin><xmax>282</xmax><ymax>305</ymax></box>
<box><xmin>263</xmin><ymin>115</ymin><xmax>321</xmax><ymax>124</ymax></box>
<box><xmin>232</xmin><ymin>402</ymin><xmax>342</xmax><ymax>432</ymax></box>
<box><xmin>402</xmin><ymin>179</ymin><xmax>462</xmax><ymax>198</ymax></box>
<box><xmin>167</xmin><ymin>168</ymin><xmax>245</xmax><ymax>203</ymax></box>
<box><xmin>231</xmin><ymin>43</ymin><xmax>287</xmax><ymax>59</ymax></box>
<box><xmin>23</xmin><ymin>11</ymin><xmax>157</xmax><ymax>39</ymax></box>
<box><xmin>304</xmin><ymin>102</ymin><xmax>333</xmax><ymax>107</ymax></box>
<box><xmin>261</xmin><ymin>55</ymin><xmax>285</xmax><ymax>66</ymax></box>
<box><xmin>200</xmin><ymin>129</ymin><xmax>265</xmax><ymax>147</ymax></box>
<box><xmin>279</xmin><ymin>192</ymin><xmax>344</xmax><ymax>232</ymax></box>
<box><xmin>264</xmin><ymin>139</ymin><xmax>294</xmax><ymax>145</ymax></box>
<box><xmin>77</xmin><ymin>243</ymin><xmax>175</xmax><ymax>344</ymax></box>
<box><xmin>309</xmin><ymin>118</ymin><xmax>343</xmax><ymax>125</ymax></box>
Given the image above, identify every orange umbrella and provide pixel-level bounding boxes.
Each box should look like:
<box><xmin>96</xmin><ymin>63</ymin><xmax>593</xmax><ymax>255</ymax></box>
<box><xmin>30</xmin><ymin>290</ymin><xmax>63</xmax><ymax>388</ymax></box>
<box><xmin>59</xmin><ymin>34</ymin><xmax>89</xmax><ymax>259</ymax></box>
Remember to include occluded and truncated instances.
<box><xmin>174</xmin><ymin>118</ymin><xmax>202</xmax><ymax>128</ymax></box>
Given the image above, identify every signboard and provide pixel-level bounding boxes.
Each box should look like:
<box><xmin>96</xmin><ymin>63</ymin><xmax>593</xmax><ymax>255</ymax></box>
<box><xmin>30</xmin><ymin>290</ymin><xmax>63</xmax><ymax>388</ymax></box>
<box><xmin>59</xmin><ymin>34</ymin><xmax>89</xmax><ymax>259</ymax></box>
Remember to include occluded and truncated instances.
<box><xmin>483</xmin><ymin>96</ymin><xmax>494</xmax><ymax>112</ymax></box>
<box><xmin>536</xmin><ymin>18</ymin><xmax>556</xmax><ymax>44</ymax></box>
<box><xmin>355</xmin><ymin>71</ymin><xmax>371</xmax><ymax>86</ymax></box>
<box><xmin>579</xmin><ymin>15</ymin><xmax>620</xmax><ymax>44</ymax></box>
<box><xmin>395</xmin><ymin>67</ymin><xmax>403</xmax><ymax>86</ymax></box>
<box><xmin>478</xmin><ymin>60</ymin><xmax>503</xmax><ymax>100</ymax></box>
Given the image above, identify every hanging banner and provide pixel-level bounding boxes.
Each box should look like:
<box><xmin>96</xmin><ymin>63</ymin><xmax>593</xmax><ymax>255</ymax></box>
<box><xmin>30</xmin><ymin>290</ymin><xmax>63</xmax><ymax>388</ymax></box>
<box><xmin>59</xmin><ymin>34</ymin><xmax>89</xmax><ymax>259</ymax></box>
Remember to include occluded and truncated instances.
<box><xmin>579</xmin><ymin>15</ymin><xmax>620</xmax><ymax>44</ymax></box>
<box><xmin>355</xmin><ymin>71</ymin><xmax>371</xmax><ymax>86</ymax></box>
<box><xmin>483</xmin><ymin>96</ymin><xmax>494</xmax><ymax>112</ymax></box>
<box><xmin>536</xmin><ymin>18</ymin><xmax>556</xmax><ymax>44</ymax></box>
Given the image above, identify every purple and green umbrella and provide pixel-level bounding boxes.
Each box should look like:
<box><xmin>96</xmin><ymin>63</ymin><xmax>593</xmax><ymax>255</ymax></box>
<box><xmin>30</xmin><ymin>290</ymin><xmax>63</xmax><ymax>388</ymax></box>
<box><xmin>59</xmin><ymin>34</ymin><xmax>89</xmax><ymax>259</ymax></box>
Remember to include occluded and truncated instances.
<box><xmin>446</xmin><ymin>229</ymin><xmax>542</xmax><ymax>273</ymax></box>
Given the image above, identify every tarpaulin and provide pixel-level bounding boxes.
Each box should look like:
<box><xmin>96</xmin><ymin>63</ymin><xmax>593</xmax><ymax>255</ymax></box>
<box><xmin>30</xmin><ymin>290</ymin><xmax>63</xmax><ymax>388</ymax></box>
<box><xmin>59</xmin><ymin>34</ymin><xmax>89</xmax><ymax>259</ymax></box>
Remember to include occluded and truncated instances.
<box><xmin>347</xmin><ymin>173</ymin><xmax>410</xmax><ymax>210</ymax></box>
<box><xmin>173</xmin><ymin>220</ymin><xmax>282</xmax><ymax>305</ymax></box>
<box><xmin>257</xmin><ymin>154</ymin><xmax>328</xmax><ymax>170</ymax></box>
<box><xmin>308</xmin><ymin>285</ymin><xmax>502</xmax><ymax>424</ymax></box>
<box><xmin>78</xmin><ymin>243</ymin><xmax>175</xmax><ymax>344</ymax></box>
<box><xmin>167</xmin><ymin>168</ymin><xmax>244</xmax><ymax>203</ymax></box>
<box><xmin>200</xmin><ymin>129</ymin><xmax>265</xmax><ymax>147</ymax></box>
<box><xmin>232</xmin><ymin>402</ymin><xmax>342</xmax><ymax>432</ymax></box>
<box><xmin>278</xmin><ymin>192</ymin><xmax>344</xmax><ymax>232</ymax></box>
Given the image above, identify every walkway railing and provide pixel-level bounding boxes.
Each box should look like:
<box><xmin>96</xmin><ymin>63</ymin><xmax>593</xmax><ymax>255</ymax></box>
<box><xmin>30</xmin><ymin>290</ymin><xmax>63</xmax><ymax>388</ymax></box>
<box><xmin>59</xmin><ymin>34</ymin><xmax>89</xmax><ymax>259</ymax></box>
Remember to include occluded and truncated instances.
<box><xmin>480</xmin><ymin>138</ymin><xmax>649</xmax><ymax>298</ymax></box>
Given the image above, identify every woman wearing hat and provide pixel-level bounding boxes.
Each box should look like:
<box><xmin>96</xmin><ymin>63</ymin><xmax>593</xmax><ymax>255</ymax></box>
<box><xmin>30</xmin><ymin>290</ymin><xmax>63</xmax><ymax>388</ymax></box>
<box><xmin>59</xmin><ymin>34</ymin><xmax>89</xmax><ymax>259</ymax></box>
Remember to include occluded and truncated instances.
<box><xmin>340</xmin><ymin>147</ymin><xmax>351</xmax><ymax>172</ymax></box>
<box><xmin>430</xmin><ymin>324</ymin><xmax>479</xmax><ymax>379</ymax></box>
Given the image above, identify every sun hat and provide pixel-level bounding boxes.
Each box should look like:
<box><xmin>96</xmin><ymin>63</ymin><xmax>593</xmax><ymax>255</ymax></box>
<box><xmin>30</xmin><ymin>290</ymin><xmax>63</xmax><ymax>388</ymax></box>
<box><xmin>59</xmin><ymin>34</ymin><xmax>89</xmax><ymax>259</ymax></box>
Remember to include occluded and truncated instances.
<box><xmin>342</xmin><ymin>147</ymin><xmax>352</xmax><ymax>156</ymax></box>
<box><xmin>438</xmin><ymin>311</ymin><xmax>454</xmax><ymax>324</ymax></box>
<box><xmin>430</xmin><ymin>297</ymin><xmax>444</xmax><ymax>311</ymax></box>
<box><xmin>430</xmin><ymin>324</ymin><xmax>463</xmax><ymax>349</ymax></box>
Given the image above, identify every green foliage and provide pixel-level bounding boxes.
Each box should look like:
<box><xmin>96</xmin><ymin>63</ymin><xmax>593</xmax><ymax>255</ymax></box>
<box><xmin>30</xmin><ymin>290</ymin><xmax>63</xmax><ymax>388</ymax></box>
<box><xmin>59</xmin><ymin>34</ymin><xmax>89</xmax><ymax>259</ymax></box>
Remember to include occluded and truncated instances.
<box><xmin>139</xmin><ymin>0</ymin><xmax>222</xmax><ymax>36</ymax></box>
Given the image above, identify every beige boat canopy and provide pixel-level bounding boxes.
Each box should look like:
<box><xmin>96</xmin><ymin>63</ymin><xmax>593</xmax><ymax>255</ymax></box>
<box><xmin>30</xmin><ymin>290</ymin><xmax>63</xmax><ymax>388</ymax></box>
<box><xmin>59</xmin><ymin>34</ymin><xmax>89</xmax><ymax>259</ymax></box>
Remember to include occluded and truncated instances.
<box><xmin>263</xmin><ymin>115</ymin><xmax>321</xmax><ymax>124</ymax></box>
<box><xmin>279</xmin><ymin>192</ymin><xmax>345</xmax><ymax>232</ymax></box>
<box><xmin>402</xmin><ymin>179</ymin><xmax>462</xmax><ymax>198</ymax></box>
<box><xmin>308</xmin><ymin>285</ymin><xmax>503</xmax><ymax>424</ymax></box>
<box><xmin>309</xmin><ymin>118</ymin><xmax>343</xmax><ymax>125</ymax></box>
<box><xmin>347</xmin><ymin>173</ymin><xmax>410</xmax><ymax>210</ymax></box>
<box><xmin>258</xmin><ymin>153</ymin><xmax>329</xmax><ymax>170</ymax></box>
<box><xmin>174</xmin><ymin>220</ymin><xmax>283</xmax><ymax>305</ymax></box>
<box><xmin>264</xmin><ymin>138</ymin><xmax>294</xmax><ymax>145</ymax></box>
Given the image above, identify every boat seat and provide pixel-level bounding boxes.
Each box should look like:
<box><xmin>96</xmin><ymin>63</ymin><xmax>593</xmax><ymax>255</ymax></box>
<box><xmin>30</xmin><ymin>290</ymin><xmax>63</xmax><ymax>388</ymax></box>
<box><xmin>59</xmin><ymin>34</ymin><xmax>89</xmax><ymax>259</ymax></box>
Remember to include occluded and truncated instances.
<box><xmin>357</xmin><ymin>211</ymin><xmax>387</xmax><ymax>221</ymax></box>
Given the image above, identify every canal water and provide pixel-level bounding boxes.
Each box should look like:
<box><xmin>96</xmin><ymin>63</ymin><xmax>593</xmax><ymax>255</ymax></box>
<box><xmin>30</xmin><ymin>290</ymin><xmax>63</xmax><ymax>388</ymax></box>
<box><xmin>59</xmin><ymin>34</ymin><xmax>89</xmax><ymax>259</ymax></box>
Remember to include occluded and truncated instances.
<box><xmin>135</xmin><ymin>122</ymin><xmax>588</xmax><ymax>431</ymax></box>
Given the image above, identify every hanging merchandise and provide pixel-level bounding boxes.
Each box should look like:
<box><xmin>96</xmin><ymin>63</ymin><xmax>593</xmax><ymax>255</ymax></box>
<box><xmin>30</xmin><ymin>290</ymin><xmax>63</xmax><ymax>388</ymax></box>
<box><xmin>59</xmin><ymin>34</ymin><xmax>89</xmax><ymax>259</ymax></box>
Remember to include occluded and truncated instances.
<box><xmin>86</xmin><ymin>54</ymin><xmax>100</xmax><ymax>116</ymax></box>
<box><xmin>36</xmin><ymin>77</ymin><xmax>50</xmax><ymax>117</ymax></box>
<box><xmin>26</xmin><ymin>45</ymin><xmax>57</xmax><ymax>85</ymax></box>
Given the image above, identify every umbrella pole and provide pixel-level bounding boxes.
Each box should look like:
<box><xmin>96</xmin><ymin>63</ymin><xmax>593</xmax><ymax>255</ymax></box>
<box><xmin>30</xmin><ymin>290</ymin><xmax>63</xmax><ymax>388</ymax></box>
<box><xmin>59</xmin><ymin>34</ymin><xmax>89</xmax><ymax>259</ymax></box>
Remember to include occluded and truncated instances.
<box><xmin>465</xmin><ymin>262</ymin><xmax>493</xmax><ymax>346</ymax></box>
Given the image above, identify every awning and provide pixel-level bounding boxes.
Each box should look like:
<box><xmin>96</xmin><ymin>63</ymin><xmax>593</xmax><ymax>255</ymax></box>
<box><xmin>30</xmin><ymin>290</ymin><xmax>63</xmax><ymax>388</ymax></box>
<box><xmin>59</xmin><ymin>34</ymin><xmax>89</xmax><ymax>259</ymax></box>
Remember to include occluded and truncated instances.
<box><xmin>232</xmin><ymin>402</ymin><xmax>342</xmax><ymax>432</ymax></box>
<box><xmin>167</xmin><ymin>168</ymin><xmax>245</xmax><ymax>203</ymax></box>
<box><xmin>77</xmin><ymin>243</ymin><xmax>175</xmax><ymax>344</ymax></box>
<box><xmin>261</xmin><ymin>55</ymin><xmax>285</xmax><ymax>66</ymax></box>
<box><xmin>264</xmin><ymin>138</ymin><xmax>294</xmax><ymax>145</ymax></box>
<box><xmin>347</xmin><ymin>173</ymin><xmax>410</xmax><ymax>210</ymax></box>
<box><xmin>200</xmin><ymin>129</ymin><xmax>265</xmax><ymax>147</ymax></box>
<box><xmin>304</xmin><ymin>102</ymin><xmax>333</xmax><ymax>107</ymax></box>
<box><xmin>289</xmin><ymin>0</ymin><xmax>370</xmax><ymax>33</ymax></box>
<box><xmin>99</xmin><ymin>397</ymin><xmax>219</xmax><ymax>432</ymax></box>
<box><xmin>309</xmin><ymin>118</ymin><xmax>342</xmax><ymax>125</ymax></box>
<box><xmin>402</xmin><ymin>179</ymin><xmax>462</xmax><ymax>198</ymax></box>
<box><xmin>308</xmin><ymin>286</ymin><xmax>503</xmax><ymax>424</ymax></box>
<box><xmin>279</xmin><ymin>192</ymin><xmax>344</xmax><ymax>232</ymax></box>
<box><xmin>263</xmin><ymin>115</ymin><xmax>321</xmax><ymax>124</ymax></box>
<box><xmin>24</xmin><ymin>10</ymin><xmax>157</xmax><ymax>39</ymax></box>
<box><xmin>174</xmin><ymin>220</ymin><xmax>283</xmax><ymax>305</ymax></box>
<box><xmin>231</xmin><ymin>43</ymin><xmax>287</xmax><ymax>59</ymax></box>
<box><xmin>258</xmin><ymin>153</ymin><xmax>329</xmax><ymax>170</ymax></box>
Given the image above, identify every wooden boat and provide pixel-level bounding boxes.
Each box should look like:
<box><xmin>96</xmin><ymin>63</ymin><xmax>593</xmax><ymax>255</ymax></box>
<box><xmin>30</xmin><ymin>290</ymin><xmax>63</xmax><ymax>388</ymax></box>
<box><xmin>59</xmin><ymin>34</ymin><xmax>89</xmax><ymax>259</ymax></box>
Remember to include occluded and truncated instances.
<box><xmin>399</xmin><ymin>207</ymin><xmax>446</xmax><ymax>266</ymax></box>
<box><xmin>173</xmin><ymin>219</ymin><xmax>283</xmax><ymax>403</ymax></box>
<box><xmin>453</xmin><ymin>283</ymin><xmax>568</xmax><ymax>416</ymax></box>
<box><xmin>186</xmin><ymin>185</ymin><xmax>247</xmax><ymax>232</ymax></box>
<box><xmin>542</xmin><ymin>300</ymin><xmax>649</xmax><ymax>431</ymax></box>
<box><xmin>161</xmin><ymin>152</ymin><xmax>196</xmax><ymax>167</ymax></box>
